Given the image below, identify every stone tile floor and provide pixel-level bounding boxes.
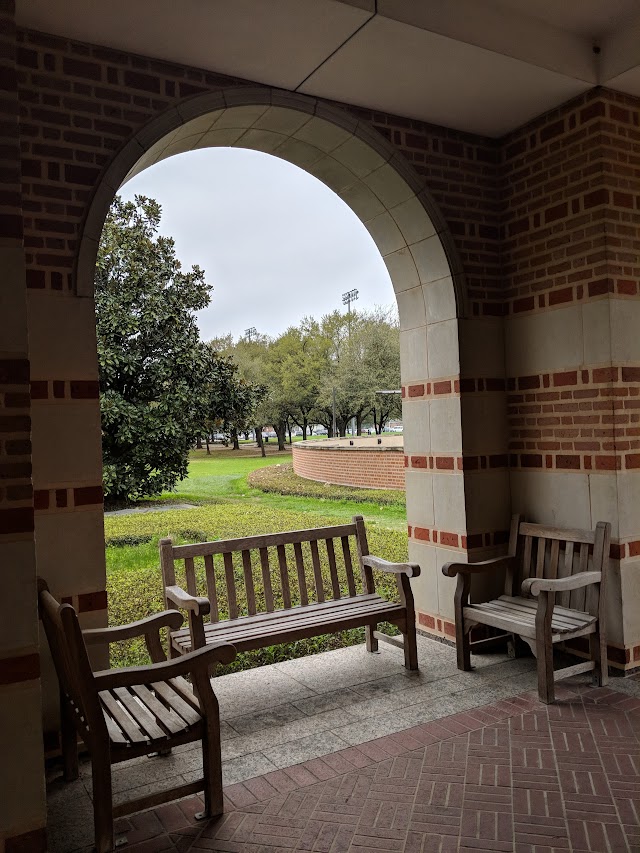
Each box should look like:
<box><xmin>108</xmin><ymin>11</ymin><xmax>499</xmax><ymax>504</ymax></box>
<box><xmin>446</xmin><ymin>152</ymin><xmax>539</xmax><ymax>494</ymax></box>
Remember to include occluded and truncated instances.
<box><xmin>46</xmin><ymin>635</ymin><xmax>640</xmax><ymax>852</ymax></box>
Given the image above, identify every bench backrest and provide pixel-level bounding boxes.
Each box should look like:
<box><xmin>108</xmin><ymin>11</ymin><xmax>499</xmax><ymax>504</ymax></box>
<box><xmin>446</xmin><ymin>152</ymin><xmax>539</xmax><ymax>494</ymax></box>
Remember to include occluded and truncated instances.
<box><xmin>505</xmin><ymin>515</ymin><xmax>610</xmax><ymax>613</ymax></box>
<box><xmin>38</xmin><ymin>579</ymin><xmax>105</xmax><ymax>743</ymax></box>
<box><xmin>160</xmin><ymin>516</ymin><xmax>373</xmax><ymax>621</ymax></box>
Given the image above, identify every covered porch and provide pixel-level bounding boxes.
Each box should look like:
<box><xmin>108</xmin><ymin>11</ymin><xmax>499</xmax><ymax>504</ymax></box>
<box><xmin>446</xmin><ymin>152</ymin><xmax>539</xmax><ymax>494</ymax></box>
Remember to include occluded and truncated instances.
<box><xmin>46</xmin><ymin>635</ymin><xmax>640</xmax><ymax>852</ymax></box>
<box><xmin>3</xmin><ymin>1</ymin><xmax>640</xmax><ymax>849</ymax></box>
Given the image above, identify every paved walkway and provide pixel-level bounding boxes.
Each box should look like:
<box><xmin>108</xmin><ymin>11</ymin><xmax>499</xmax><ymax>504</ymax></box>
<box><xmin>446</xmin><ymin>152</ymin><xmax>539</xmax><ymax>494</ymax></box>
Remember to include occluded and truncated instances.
<box><xmin>104</xmin><ymin>503</ymin><xmax>197</xmax><ymax>516</ymax></box>
<box><xmin>46</xmin><ymin>637</ymin><xmax>640</xmax><ymax>852</ymax></box>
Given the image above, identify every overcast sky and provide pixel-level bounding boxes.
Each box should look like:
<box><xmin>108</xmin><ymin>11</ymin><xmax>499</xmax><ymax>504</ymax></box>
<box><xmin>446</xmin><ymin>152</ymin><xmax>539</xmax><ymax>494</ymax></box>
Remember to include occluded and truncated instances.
<box><xmin>118</xmin><ymin>147</ymin><xmax>395</xmax><ymax>341</ymax></box>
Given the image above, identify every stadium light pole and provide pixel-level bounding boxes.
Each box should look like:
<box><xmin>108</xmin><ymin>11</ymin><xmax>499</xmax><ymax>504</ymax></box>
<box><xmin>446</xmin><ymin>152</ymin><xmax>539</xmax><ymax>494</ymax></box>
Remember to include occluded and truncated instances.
<box><xmin>341</xmin><ymin>288</ymin><xmax>359</xmax><ymax>337</ymax></box>
<box><xmin>245</xmin><ymin>326</ymin><xmax>257</xmax><ymax>342</ymax></box>
<box><xmin>341</xmin><ymin>289</ymin><xmax>359</xmax><ymax>435</ymax></box>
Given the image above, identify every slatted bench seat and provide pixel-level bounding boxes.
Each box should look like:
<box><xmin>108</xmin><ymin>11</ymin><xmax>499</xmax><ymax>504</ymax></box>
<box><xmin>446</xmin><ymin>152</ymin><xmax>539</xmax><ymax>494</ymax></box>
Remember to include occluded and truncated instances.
<box><xmin>443</xmin><ymin>515</ymin><xmax>611</xmax><ymax>704</ymax></box>
<box><xmin>160</xmin><ymin>515</ymin><xmax>420</xmax><ymax>670</ymax></box>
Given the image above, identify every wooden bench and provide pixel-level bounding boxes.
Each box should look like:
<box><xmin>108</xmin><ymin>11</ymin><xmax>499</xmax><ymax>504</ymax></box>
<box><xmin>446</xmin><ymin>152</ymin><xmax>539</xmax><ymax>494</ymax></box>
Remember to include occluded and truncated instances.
<box><xmin>159</xmin><ymin>515</ymin><xmax>420</xmax><ymax>670</ymax></box>
<box><xmin>38</xmin><ymin>579</ymin><xmax>235</xmax><ymax>853</ymax></box>
<box><xmin>442</xmin><ymin>515</ymin><xmax>611</xmax><ymax>704</ymax></box>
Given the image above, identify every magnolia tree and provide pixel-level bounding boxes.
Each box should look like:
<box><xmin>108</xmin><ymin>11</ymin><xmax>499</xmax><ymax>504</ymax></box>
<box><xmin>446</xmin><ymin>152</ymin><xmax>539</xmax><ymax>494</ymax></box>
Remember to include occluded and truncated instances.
<box><xmin>95</xmin><ymin>195</ymin><xmax>257</xmax><ymax>502</ymax></box>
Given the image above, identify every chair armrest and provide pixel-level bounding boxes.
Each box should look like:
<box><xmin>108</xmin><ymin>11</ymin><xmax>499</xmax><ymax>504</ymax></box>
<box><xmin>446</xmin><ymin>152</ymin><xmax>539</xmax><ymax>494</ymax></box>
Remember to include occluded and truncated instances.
<box><xmin>363</xmin><ymin>555</ymin><xmax>420</xmax><ymax>578</ymax></box>
<box><xmin>522</xmin><ymin>571</ymin><xmax>602</xmax><ymax>597</ymax></box>
<box><xmin>82</xmin><ymin>610</ymin><xmax>184</xmax><ymax>645</ymax></box>
<box><xmin>166</xmin><ymin>584</ymin><xmax>211</xmax><ymax>616</ymax></box>
<box><xmin>442</xmin><ymin>555</ymin><xmax>514</xmax><ymax>578</ymax></box>
<box><xmin>93</xmin><ymin>640</ymin><xmax>236</xmax><ymax>691</ymax></box>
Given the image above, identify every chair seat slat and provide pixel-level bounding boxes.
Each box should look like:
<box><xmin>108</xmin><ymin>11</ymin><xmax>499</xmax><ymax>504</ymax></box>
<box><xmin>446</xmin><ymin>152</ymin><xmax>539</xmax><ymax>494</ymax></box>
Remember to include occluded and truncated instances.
<box><xmin>150</xmin><ymin>680</ymin><xmax>201</xmax><ymax>726</ymax></box>
<box><xmin>113</xmin><ymin>686</ymin><xmax>167</xmax><ymax>741</ymax></box>
<box><xmin>100</xmin><ymin>690</ymin><xmax>146</xmax><ymax>744</ymax></box>
<box><xmin>130</xmin><ymin>684</ymin><xmax>185</xmax><ymax>735</ymax></box>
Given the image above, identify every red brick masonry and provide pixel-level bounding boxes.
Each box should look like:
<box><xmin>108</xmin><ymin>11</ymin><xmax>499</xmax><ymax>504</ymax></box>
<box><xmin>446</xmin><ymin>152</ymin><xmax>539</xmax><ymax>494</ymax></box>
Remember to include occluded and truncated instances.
<box><xmin>292</xmin><ymin>443</ymin><xmax>406</xmax><ymax>491</ymax></box>
<box><xmin>108</xmin><ymin>683</ymin><xmax>640</xmax><ymax>853</ymax></box>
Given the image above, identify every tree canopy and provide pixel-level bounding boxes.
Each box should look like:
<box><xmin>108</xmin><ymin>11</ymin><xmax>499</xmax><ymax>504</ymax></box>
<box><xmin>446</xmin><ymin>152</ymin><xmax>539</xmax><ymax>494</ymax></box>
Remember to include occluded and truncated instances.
<box><xmin>96</xmin><ymin>195</ymin><xmax>257</xmax><ymax>502</ymax></box>
<box><xmin>220</xmin><ymin>307</ymin><xmax>401</xmax><ymax>442</ymax></box>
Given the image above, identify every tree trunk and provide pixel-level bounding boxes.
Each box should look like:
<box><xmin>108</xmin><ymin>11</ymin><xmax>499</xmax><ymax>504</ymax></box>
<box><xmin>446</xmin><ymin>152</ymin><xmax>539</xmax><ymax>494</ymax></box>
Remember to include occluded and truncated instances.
<box><xmin>231</xmin><ymin>427</ymin><xmax>240</xmax><ymax>450</ymax></box>
<box><xmin>275</xmin><ymin>422</ymin><xmax>286</xmax><ymax>451</ymax></box>
<box><xmin>196</xmin><ymin>435</ymin><xmax>203</xmax><ymax>449</ymax></box>
<box><xmin>256</xmin><ymin>426</ymin><xmax>266</xmax><ymax>458</ymax></box>
<box><xmin>287</xmin><ymin>421</ymin><xmax>292</xmax><ymax>444</ymax></box>
<box><xmin>356</xmin><ymin>413</ymin><xmax>362</xmax><ymax>436</ymax></box>
<box><xmin>302</xmin><ymin>417</ymin><xmax>308</xmax><ymax>441</ymax></box>
<box><xmin>205</xmin><ymin>436</ymin><xmax>210</xmax><ymax>453</ymax></box>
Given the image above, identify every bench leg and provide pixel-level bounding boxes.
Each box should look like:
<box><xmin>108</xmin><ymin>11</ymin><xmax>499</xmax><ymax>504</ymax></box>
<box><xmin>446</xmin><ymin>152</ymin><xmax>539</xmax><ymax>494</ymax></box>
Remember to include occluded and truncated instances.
<box><xmin>535</xmin><ymin>592</ymin><xmax>554</xmax><ymax>704</ymax></box>
<box><xmin>198</xmin><ymin>705</ymin><xmax>224</xmax><ymax>821</ymax></box>
<box><xmin>403</xmin><ymin>626</ymin><xmax>418</xmax><ymax>671</ymax></box>
<box><xmin>590</xmin><ymin>625</ymin><xmax>608</xmax><ymax>687</ymax></box>
<box><xmin>92</xmin><ymin>747</ymin><xmax>114</xmax><ymax>853</ymax></box>
<box><xmin>454</xmin><ymin>573</ymin><xmax>472</xmax><ymax>671</ymax></box>
<box><xmin>365</xmin><ymin>624</ymin><xmax>378</xmax><ymax>653</ymax></box>
<box><xmin>536</xmin><ymin>640</ymin><xmax>554</xmax><ymax>704</ymax></box>
<box><xmin>60</xmin><ymin>693</ymin><xmax>79</xmax><ymax>782</ymax></box>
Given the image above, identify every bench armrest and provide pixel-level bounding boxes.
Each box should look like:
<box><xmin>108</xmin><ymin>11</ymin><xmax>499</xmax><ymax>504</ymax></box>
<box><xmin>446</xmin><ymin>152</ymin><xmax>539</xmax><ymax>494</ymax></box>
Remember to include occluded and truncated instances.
<box><xmin>82</xmin><ymin>610</ymin><xmax>184</xmax><ymax>645</ymax></box>
<box><xmin>522</xmin><ymin>571</ymin><xmax>602</xmax><ymax>597</ymax></box>
<box><xmin>166</xmin><ymin>584</ymin><xmax>211</xmax><ymax>616</ymax></box>
<box><xmin>363</xmin><ymin>555</ymin><xmax>420</xmax><ymax>578</ymax></box>
<box><xmin>93</xmin><ymin>640</ymin><xmax>236</xmax><ymax>691</ymax></box>
<box><xmin>442</xmin><ymin>555</ymin><xmax>514</xmax><ymax>578</ymax></box>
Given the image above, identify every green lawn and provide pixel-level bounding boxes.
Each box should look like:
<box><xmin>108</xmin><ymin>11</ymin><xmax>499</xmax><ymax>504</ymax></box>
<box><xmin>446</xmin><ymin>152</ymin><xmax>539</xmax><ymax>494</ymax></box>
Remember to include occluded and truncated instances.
<box><xmin>150</xmin><ymin>446</ymin><xmax>408</xmax><ymax>529</ymax></box>
<box><xmin>105</xmin><ymin>444</ymin><xmax>408</xmax><ymax>671</ymax></box>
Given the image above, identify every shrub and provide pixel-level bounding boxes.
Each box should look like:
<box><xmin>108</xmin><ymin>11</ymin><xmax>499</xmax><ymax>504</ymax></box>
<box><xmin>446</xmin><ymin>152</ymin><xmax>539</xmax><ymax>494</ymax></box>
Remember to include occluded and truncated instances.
<box><xmin>248</xmin><ymin>463</ymin><xmax>405</xmax><ymax>507</ymax></box>
<box><xmin>105</xmin><ymin>533</ymin><xmax>154</xmax><ymax>548</ymax></box>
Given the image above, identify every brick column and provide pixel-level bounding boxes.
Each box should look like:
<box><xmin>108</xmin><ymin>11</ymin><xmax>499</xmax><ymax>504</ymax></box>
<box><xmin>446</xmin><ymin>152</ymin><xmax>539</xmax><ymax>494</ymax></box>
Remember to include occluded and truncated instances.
<box><xmin>502</xmin><ymin>89</ymin><xmax>640</xmax><ymax>670</ymax></box>
<box><xmin>0</xmin><ymin>2</ymin><xmax>46</xmax><ymax>849</ymax></box>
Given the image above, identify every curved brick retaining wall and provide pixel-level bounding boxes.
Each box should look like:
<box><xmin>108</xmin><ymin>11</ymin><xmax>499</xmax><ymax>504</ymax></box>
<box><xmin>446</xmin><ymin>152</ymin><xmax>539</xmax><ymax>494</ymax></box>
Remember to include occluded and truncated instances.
<box><xmin>292</xmin><ymin>437</ymin><xmax>405</xmax><ymax>490</ymax></box>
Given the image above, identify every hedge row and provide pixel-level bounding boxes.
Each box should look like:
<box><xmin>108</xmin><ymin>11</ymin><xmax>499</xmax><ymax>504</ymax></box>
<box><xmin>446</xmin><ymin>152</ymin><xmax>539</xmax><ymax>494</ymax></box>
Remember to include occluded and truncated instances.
<box><xmin>248</xmin><ymin>463</ymin><xmax>405</xmax><ymax>507</ymax></box>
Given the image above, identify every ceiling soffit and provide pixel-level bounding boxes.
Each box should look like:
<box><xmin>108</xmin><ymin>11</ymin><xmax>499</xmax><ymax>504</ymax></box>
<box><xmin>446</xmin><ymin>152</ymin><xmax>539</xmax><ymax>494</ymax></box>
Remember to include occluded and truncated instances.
<box><xmin>15</xmin><ymin>0</ymin><xmax>640</xmax><ymax>137</ymax></box>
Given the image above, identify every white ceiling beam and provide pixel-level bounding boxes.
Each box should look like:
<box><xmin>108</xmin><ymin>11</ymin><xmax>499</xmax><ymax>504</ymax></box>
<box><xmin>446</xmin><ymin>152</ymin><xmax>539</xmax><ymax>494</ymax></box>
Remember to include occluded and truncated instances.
<box><xmin>377</xmin><ymin>0</ymin><xmax>597</xmax><ymax>83</ymax></box>
<box><xmin>599</xmin><ymin>9</ymin><xmax>640</xmax><ymax>83</ymax></box>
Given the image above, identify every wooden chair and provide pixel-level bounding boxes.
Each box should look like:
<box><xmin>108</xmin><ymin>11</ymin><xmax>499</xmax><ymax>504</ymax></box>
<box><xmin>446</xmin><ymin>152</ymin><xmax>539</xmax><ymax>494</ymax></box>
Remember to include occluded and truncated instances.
<box><xmin>38</xmin><ymin>579</ymin><xmax>236</xmax><ymax>853</ymax></box>
<box><xmin>442</xmin><ymin>516</ymin><xmax>611</xmax><ymax>704</ymax></box>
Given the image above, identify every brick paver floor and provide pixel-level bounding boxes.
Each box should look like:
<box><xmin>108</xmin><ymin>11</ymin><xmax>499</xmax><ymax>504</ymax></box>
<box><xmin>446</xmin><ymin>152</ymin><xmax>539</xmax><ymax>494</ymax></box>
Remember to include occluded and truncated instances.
<box><xmin>107</xmin><ymin>683</ymin><xmax>640</xmax><ymax>853</ymax></box>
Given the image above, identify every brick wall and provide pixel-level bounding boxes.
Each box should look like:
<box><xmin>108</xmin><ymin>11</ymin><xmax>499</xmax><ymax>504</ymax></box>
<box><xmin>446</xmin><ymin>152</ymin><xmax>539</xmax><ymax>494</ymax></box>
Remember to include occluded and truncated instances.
<box><xmin>292</xmin><ymin>443</ymin><xmax>405</xmax><ymax>490</ymax></box>
<box><xmin>500</xmin><ymin>88</ymin><xmax>640</xmax><ymax>667</ymax></box>
<box><xmin>501</xmin><ymin>88</ymin><xmax>640</xmax><ymax>472</ymax></box>
<box><xmin>15</xmin><ymin>28</ymin><xmax>500</xmax><ymax>301</ymax></box>
<box><xmin>0</xmin><ymin>4</ymin><xmax>46</xmax><ymax>850</ymax></box>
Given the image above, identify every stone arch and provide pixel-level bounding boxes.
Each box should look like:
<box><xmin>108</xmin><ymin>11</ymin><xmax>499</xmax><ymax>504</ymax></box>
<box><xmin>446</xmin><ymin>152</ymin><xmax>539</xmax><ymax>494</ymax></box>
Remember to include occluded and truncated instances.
<box><xmin>77</xmin><ymin>86</ymin><xmax>471</xmax><ymax>636</ymax></box>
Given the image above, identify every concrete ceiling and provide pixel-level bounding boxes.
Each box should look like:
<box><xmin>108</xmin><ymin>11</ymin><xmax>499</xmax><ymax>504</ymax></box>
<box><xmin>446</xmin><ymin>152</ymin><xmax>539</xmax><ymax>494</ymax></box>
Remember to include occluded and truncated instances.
<box><xmin>16</xmin><ymin>0</ymin><xmax>640</xmax><ymax>138</ymax></box>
